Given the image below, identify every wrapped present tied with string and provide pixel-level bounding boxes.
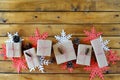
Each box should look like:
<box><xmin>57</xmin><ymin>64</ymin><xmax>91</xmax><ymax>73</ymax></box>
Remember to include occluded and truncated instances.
<box><xmin>53</xmin><ymin>40</ymin><xmax>76</xmax><ymax>64</ymax></box>
<box><xmin>37</xmin><ymin>40</ymin><xmax>52</xmax><ymax>56</ymax></box>
<box><xmin>5</xmin><ymin>32</ymin><xmax>23</xmax><ymax>57</ymax></box>
<box><xmin>76</xmin><ymin>44</ymin><xmax>92</xmax><ymax>66</ymax></box>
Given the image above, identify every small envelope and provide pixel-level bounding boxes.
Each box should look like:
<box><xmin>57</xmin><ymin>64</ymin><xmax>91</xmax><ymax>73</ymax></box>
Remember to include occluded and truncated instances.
<box><xmin>6</xmin><ymin>42</ymin><xmax>21</xmax><ymax>57</ymax></box>
<box><xmin>24</xmin><ymin>48</ymin><xmax>40</xmax><ymax>70</ymax></box>
<box><xmin>37</xmin><ymin>40</ymin><xmax>52</xmax><ymax>56</ymax></box>
<box><xmin>76</xmin><ymin>44</ymin><xmax>92</xmax><ymax>66</ymax></box>
<box><xmin>91</xmin><ymin>37</ymin><xmax>108</xmax><ymax>68</ymax></box>
<box><xmin>53</xmin><ymin>40</ymin><xmax>76</xmax><ymax>64</ymax></box>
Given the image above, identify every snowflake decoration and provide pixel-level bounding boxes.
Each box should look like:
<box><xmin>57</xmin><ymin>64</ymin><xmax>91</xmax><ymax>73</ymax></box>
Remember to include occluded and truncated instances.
<box><xmin>5</xmin><ymin>32</ymin><xmax>24</xmax><ymax>43</ymax></box>
<box><xmin>99</xmin><ymin>36</ymin><xmax>110</xmax><ymax>51</ymax></box>
<box><xmin>55</xmin><ymin>29</ymin><xmax>72</xmax><ymax>43</ymax></box>
<box><xmin>107</xmin><ymin>50</ymin><xmax>120</xmax><ymax>64</ymax></box>
<box><xmin>29</xmin><ymin>28</ymin><xmax>48</xmax><ymax>47</ymax></box>
<box><xmin>0</xmin><ymin>44</ymin><xmax>7</xmax><ymax>60</ymax></box>
<box><xmin>38</xmin><ymin>56</ymin><xmax>51</xmax><ymax>73</ymax></box>
<box><xmin>12</xmin><ymin>58</ymin><xmax>27</xmax><ymax>73</ymax></box>
<box><xmin>84</xmin><ymin>60</ymin><xmax>109</xmax><ymax>80</ymax></box>
<box><xmin>84</xmin><ymin>27</ymin><xmax>102</xmax><ymax>42</ymax></box>
<box><xmin>61</xmin><ymin>61</ymin><xmax>78</xmax><ymax>73</ymax></box>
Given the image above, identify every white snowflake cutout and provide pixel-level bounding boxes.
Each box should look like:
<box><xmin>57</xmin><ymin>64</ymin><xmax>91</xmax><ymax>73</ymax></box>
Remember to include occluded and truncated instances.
<box><xmin>38</xmin><ymin>56</ymin><xmax>51</xmax><ymax>73</ymax></box>
<box><xmin>99</xmin><ymin>36</ymin><xmax>110</xmax><ymax>51</ymax></box>
<box><xmin>5</xmin><ymin>32</ymin><xmax>24</xmax><ymax>43</ymax></box>
<box><xmin>55</xmin><ymin>29</ymin><xmax>72</xmax><ymax>43</ymax></box>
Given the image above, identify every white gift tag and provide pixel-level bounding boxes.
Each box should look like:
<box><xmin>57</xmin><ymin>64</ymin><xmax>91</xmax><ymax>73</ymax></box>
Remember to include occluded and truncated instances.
<box><xmin>76</xmin><ymin>44</ymin><xmax>92</xmax><ymax>66</ymax></box>
<box><xmin>6</xmin><ymin>42</ymin><xmax>21</xmax><ymax>57</ymax></box>
<box><xmin>37</xmin><ymin>40</ymin><xmax>52</xmax><ymax>56</ymax></box>
<box><xmin>24</xmin><ymin>48</ymin><xmax>40</xmax><ymax>71</ymax></box>
<box><xmin>53</xmin><ymin>40</ymin><xmax>76</xmax><ymax>64</ymax></box>
<box><xmin>91</xmin><ymin>37</ymin><xmax>108</xmax><ymax>68</ymax></box>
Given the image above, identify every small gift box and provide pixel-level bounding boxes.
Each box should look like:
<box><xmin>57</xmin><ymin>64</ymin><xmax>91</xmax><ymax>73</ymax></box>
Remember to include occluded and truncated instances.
<box><xmin>76</xmin><ymin>44</ymin><xmax>92</xmax><ymax>66</ymax></box>
<box><xmin>24</xmin><ymin>48</ymin><xmax>40</xmax><ymax>71</ymax></box>
<box><xmin>6</xmin><ymin>42</ymin><xmax>21</xmax><ymax>57</ymax></box>
<box><xmin>91</xmin><ymin>37</ymin><xmax>108</xmax><ymax>68</ymax></box>
<box><xmin>53</xmin><ymin>40</ymin><xmax>76</xmax><ymax>64</ymax></box>
<box><xmin>37</xmin><ymin>40</ymin><xmax>52</xmax><ymax>56</ymax></box>
<box><xmin>6</xmin><ymin>32</ymin><xmax>23</xmax><ymax>57</ymax></box>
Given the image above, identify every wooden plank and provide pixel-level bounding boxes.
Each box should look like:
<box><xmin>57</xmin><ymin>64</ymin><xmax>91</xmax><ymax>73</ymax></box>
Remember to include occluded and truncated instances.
<box><xmin>0</xmin><ymin>12</ymin><xmax>120</xmax><ymax>24</ymax></box>
<box><xmin>0</xmin><ymin>0</ymin><xmax>120</xmax><ymax>11</ymax></box>
<box><xmin>0</xmin><ymin>56</ymin><xmax>120</xmax><ymax>73</ymax></box>
<box><xmin>0</xmin><ymin>37</ymin><xmax>120</xmax><ymax>49</ymax></box>
<box><xmin>0</xmin><ymin>74</ymin><xmax>120</xmax><ymax>80</ymax></box>
<box><xmin>0</xmin><ymin>24</ymin><xmax>120</xmax><ymax>37</ymax></box>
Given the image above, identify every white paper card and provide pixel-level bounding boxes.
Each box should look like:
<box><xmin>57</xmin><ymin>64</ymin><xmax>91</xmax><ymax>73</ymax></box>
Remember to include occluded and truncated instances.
<box><xmin>91</xmin><ymin>38</ymin><xmax>108</xmax><ymax>68</ymax></box>
<box><xmin>76</xmin><ymin>44</ymin><xmax>92</xmax><ymax>66</ymax></box>
<box><xmin>37</xmin><ymin>40</ymin><xmax>52</xmax><ymax>56</ymax></box>
<box><xmin>6</xmin><ymin>42</ymin><xmax>21</xmax><ymax>57</ymax></box>
<box><xmin>24</xmin><ymin>48</ymin><xmax>40</xmax><ymax>71</ymax></box>
<box><xmin>53</xmin><ymin>40</ymin><xmax>76</xmax><ymax>64</ymax></box>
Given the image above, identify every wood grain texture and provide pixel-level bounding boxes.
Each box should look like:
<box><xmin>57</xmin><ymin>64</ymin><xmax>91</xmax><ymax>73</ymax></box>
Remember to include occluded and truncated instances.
<box><xmin>0</xmin><ymin>58</ymin><xmax>119</xmax><ymax>73</ymax></box>
<box><xmin>0</xmin><ymin>0</ymin><xmax>120</xmax><ymax>11</ymax></box>
<box><xmin>0</xmin><ymin>0</ymin><xmax>120</xmax><ymax>80</ymax></box>
<box><xmin>0</xmin><ymin>12</ymin><xmax>120</xmax><ymax>24</ymax></box>
<box><xmin>0</xmin><ymin>24</ymin><xmax>120</xmax><ymax>37</ymax></box>
<box><xmin>0</xmin><ymin>37</ymin><xmax>120</xmax><ymax>49</ymax></box>
<box><xmin>0</xmin><ymin>74</ymin><xmax>120</xmax><ymax>80</ymax></box>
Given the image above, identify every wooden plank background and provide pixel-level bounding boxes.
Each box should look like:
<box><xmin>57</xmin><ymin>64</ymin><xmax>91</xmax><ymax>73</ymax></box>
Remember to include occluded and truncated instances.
<box><xmin>0</xmin><ymin>0</ymin><xmax>120</xmax><ymax>80</ymax></box>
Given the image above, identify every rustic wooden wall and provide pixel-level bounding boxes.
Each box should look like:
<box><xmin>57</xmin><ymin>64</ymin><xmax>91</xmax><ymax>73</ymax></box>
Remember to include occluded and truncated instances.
<box><xmin>0</xmin><ymin>0</ymin><xmax>120</xmax><ymax>80</ymax></box>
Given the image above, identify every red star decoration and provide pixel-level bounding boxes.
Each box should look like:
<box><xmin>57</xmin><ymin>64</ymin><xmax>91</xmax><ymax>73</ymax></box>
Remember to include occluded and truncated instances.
<box><xmin>12</xmin><ymin>58</ymin><xmax>27</xmax><ymax>73</ymax></box>
<box><xmin>84</xmin><ymin>59</ymin><xmax>109</xmax><ymax>80</ymax></box>
<box><xmin>0</xmin><ymin>44</ymin><xmax>7</xmax><ymax>60</ymax></box>
<box><xmin>84</xmin><ymin>27</ymin><xmax>102</xmax><ymax>42</ymax></box>
<box><xmin>61</xmin><ymin>61</ymin><xmax>79</xmax><ymax>73</ymax></box>
<box><xmin>29</xmin><ymin>28</ymin><xmax>48</xmax><ymax>47</ymax></box>
<box><xmin>107</xmin><ymin>50</ymin><xmax>120</xmax><ymax>64</ymax></box>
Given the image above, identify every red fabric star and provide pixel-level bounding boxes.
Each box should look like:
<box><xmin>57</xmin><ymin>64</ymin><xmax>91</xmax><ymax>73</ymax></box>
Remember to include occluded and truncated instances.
<box><xmin>84</xmin><ymin>27</ymin><xmax>102</xmax><ymax>42</ymax></box>
<box><xmin>29</xmin><ymin>28</ymin><xmax>48</xmax><ymax>47</ymax></box>
<box><xmin>84</xmin><ymin>60</ymin><xmax>109</xmax><ymax>80</ymax></box>
<box><xmin>107</xmin><ymin>50</ymin><xmax>120</xmax><ymax>64</ymax></box>
<box><xmin>0</xmin><ymin>44</ymin><xmax>7</xmax><ymax>60</ymax></box>
<box><xmin>12</xmin><ymin>58</ymin><xmax>27</xmax><ymax>73</ymax></box>
<box><xmin>61</xmin><ymin>61</ymin><xmax>79</xmax><ymax>73</ymax></box>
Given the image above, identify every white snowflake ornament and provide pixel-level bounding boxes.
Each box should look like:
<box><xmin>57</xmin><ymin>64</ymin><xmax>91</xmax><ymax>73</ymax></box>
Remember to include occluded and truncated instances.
<box><xmin>55</xmin><ymin>29</ymin><xmax>72</xmax><ymax>43</ymax></box>
<box><xmin>99</xmin><ymin>36</ymin><xmax>110</xmax><ymax>51</ymax></box>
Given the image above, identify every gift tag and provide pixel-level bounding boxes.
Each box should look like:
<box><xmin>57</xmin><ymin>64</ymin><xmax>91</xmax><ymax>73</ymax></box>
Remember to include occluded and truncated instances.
<box><xmin>6</xmin><ymin>42</ymin><xmax>21</xmax><ymax>57</ymax></box>
<box><xmin>53</xmin><ymin>40</ymin><xmax>76</xmax><ymax>64</ymax></box>
<box><xmin>24</xmin><ymin>48</ymin><xmax>40</xmax><ymax>71</ymax></box>
<box><xmin>76</xmin><ymin>44</ymin><xmax>92</xmax><ymax>66</ymax></box>
<box><xmin>37</xmin><ymin>40</ymin><xmax>52</xmax><ymax>56</ymax></box>
<box><xmin>91</xmin><ymin>37</ymin><xmax>108</xmax><ymax>68</ymax></box>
